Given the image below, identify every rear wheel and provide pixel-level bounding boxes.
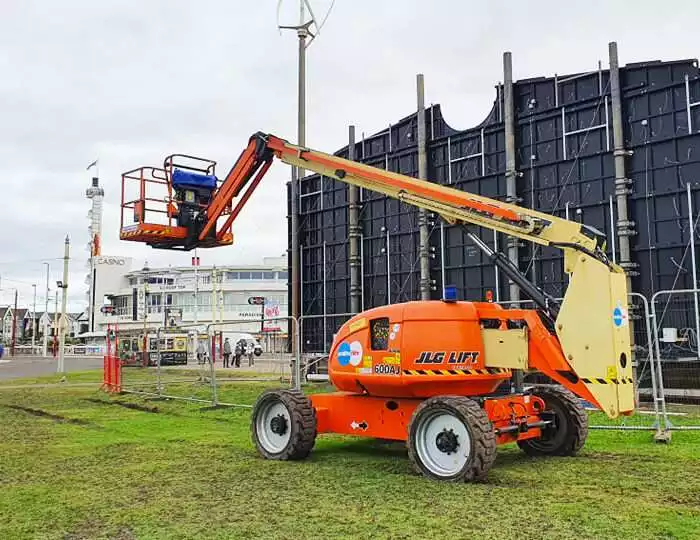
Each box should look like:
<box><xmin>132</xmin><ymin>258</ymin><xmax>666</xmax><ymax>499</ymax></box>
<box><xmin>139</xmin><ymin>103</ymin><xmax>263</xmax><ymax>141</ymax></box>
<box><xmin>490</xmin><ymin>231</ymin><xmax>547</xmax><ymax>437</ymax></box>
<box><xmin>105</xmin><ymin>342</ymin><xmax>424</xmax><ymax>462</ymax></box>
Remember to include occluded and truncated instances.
<box><xmin>251</xmin><ymin>389</ymin><xmax>316</xmax><ymax>460</ymax></box>
<box><xmin>517</xmin><ymin>385</ymin><xmax>588</xmax><ymax>457</ymax></box>
<box><xmin>408</xmin><ymin>396</ymin><xmax>496</xmax><ymax>482</ymax></box>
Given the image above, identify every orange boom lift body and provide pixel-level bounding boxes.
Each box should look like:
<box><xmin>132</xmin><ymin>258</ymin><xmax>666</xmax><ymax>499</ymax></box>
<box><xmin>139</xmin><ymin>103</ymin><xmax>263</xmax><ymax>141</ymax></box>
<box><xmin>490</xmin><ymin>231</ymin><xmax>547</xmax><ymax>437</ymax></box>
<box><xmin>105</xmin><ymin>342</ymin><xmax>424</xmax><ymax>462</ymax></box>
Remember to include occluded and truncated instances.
<box><xmin>119</xmin><ymin>133</ymin><xmax>634</xmax><ymax>481</ymax></box>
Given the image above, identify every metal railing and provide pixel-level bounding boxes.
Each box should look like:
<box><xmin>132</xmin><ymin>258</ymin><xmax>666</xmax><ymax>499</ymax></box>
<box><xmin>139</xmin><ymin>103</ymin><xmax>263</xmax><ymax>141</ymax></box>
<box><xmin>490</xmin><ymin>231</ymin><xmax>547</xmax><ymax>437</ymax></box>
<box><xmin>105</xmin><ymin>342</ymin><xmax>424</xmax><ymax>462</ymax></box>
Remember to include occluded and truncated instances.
<box><xmin>113</xmin><ymin>316</ymin><xmax>300</xmax><ymax>409</ymax></box>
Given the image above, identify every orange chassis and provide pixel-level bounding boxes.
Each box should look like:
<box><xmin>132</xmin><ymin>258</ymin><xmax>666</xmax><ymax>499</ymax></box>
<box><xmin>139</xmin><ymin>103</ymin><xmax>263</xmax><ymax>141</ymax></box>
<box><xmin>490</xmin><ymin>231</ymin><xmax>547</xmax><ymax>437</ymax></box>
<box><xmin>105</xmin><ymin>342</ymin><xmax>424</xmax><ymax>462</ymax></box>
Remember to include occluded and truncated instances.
<box><xmin>310</xmin><ymin>391</ymin><xmax>547</xmax><ymax>445</ymax></box>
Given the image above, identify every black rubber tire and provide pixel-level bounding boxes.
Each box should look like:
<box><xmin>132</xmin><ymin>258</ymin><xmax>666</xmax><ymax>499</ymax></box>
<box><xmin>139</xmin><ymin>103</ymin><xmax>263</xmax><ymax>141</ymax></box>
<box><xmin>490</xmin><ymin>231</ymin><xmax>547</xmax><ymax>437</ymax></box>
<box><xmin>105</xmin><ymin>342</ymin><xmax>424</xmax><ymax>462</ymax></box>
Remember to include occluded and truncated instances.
<box><xmin>407</xmin><ymin>396</ymin><xmax>497</xmax><ymax>482</ymax></box>
<box><xmin>251</xmin><ymin>389</ymin><xmax>317</xmax><ymax>460</ymax></box>
<box><xmin>517</xmin><ymin>385</ymin><xmax>588</xmax><ymax>457</ymax></box>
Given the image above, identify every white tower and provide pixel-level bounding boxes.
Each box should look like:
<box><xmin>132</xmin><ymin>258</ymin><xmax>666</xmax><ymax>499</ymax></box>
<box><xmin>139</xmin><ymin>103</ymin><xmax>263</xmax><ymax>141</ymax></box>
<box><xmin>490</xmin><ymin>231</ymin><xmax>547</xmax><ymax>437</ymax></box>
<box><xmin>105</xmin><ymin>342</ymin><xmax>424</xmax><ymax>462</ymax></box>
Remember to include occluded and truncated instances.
<box><xmin>85</xmin><ymin>176</ymin><xmax>104</xmax><ymax>332</ymax></box>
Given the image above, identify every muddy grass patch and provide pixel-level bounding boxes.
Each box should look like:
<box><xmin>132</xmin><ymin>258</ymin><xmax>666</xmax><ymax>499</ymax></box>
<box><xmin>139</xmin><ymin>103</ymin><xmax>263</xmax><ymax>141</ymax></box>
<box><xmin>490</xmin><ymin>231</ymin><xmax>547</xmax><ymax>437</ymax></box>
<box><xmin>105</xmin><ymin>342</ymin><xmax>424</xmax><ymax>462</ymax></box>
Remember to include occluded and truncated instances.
<box><xmin>2</xmin><ymin>404</ymin><xmax>96</xmax><ymax>427</ymax></box>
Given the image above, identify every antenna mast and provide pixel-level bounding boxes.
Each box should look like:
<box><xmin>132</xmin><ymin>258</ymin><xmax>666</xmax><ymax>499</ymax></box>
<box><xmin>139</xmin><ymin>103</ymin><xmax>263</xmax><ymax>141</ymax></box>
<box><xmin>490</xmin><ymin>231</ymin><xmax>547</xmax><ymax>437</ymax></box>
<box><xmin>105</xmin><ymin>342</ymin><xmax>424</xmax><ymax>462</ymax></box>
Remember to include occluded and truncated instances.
<box><xmin>277</xmin><ymin>0</ymin><xmax>331</xmax><ymax>380</ymax></box>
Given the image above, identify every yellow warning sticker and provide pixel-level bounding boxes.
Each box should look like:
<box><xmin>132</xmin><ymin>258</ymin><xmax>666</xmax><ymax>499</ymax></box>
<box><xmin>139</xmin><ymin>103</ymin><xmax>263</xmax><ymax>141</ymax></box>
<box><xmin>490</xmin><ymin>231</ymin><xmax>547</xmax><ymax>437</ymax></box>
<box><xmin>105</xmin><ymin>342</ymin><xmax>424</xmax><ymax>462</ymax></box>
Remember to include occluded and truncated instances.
<box><xmin>349</xmin><ymin>318</ymin><xmax>368</xmax><ymax>333</ymax></box>
<box><xmin>606</xmin><ymin>365</ymin><xmax>618</xmax><ymax>379</ymax></box>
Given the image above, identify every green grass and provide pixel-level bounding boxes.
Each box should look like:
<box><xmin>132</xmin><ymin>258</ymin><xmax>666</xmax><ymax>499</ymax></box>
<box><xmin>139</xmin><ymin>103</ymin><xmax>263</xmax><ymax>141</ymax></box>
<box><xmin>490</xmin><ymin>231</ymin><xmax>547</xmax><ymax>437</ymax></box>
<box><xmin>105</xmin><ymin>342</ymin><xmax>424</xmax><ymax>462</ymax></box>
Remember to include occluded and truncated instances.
<box><xmin>0</xmin><ymin>373</ymin><xmax>699</xmax><ymax>540</ymax></box>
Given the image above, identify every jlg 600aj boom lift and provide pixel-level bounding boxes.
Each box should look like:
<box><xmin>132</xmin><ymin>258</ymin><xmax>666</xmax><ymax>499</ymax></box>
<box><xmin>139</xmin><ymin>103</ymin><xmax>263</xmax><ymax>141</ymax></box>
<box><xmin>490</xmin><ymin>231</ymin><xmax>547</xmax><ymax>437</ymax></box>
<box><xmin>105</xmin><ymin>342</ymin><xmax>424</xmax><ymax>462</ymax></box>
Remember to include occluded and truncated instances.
<box><xmin>120</xmin><ymin>132</ymin><xmax>634</xmax><ymax>481</ymax></box>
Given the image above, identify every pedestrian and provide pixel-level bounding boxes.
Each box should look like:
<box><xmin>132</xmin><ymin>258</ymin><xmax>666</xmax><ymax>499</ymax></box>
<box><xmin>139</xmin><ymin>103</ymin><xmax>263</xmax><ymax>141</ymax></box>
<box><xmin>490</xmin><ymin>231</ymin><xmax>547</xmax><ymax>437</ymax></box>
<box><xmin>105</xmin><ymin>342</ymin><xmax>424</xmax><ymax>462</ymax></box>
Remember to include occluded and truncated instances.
<box><xmin>247</xmin><ymin>341</ymin><xmax>255</xmax><ymax>367</ymax></box>
<box><xmin>0</xmin><ymin>342</ymin><xmax>4</xmax><ymax>360</ymax></box>
<box><xmin>234</xmin><ymin>340</ymin><xmax>242</xmax><ymax>368</ymax></box>
<box><xmin>223</xmin><ymin>337</ymin><xmax>232</xmax><ymax>368</ymax></box>
<box><xmin>196</xmin><ymin>340</ymin><xmax>207</xmax><ymax>365</ymax></box>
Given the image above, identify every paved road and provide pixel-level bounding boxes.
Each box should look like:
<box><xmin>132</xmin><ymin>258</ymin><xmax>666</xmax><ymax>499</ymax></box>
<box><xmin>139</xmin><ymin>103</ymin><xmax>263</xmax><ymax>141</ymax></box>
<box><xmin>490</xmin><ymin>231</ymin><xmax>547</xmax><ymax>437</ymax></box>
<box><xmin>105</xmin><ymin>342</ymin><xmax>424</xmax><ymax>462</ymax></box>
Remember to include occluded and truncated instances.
<box><xmin>0</xmin><ymin>355</ymin><xmax>104</xmax><ymax>381</ymax></box>
<box><xmin>0</xmin><ymin>352</ymin><xmax>305</xmax><ymax>381</ymax></box>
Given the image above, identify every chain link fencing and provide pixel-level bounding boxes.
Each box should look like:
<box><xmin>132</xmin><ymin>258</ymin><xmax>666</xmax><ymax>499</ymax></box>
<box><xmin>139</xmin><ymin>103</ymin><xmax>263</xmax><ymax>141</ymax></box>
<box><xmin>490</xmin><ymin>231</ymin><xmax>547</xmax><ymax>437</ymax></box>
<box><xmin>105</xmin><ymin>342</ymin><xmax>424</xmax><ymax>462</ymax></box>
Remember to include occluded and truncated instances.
<box><xmin>102</xmin><ymin>294</ymin><xmax>700</xmax><ymax>437</ymax></box>
<box><xmin>110</xmin><ymin>317</ymin><xmax>299</xmax><ymax>409</ymax></box>
<box><xmin>647</xmin><ymin>289</ymin><xmax>700</xmax><ymax>434</ymax></box>
<box><xmin>299</xmin><ymin>313</ymin><xmax>355</xmax><ymax>382</ymax></box>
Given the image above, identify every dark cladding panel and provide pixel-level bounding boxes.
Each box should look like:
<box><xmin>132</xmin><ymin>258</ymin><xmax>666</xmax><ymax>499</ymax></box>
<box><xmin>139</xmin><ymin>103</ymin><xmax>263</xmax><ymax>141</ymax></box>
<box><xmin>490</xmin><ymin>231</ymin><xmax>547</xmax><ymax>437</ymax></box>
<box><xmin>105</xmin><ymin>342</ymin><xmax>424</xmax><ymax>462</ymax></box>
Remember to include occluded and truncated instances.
<box><xmin>293</xmin><ymin>58</ymin><xmax>700</xmax><ymax>353</ymax></box>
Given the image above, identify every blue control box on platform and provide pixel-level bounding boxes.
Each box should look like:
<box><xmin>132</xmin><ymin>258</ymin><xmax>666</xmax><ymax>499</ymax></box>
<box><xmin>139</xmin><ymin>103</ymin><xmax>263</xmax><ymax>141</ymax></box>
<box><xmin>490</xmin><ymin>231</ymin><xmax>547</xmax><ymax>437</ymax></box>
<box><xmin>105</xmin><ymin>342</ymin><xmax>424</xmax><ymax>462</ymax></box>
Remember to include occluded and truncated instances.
<box><xmin>172</xmin><ymin>169</ymin><xmax>217</xmax><ymax>190</ymax></box>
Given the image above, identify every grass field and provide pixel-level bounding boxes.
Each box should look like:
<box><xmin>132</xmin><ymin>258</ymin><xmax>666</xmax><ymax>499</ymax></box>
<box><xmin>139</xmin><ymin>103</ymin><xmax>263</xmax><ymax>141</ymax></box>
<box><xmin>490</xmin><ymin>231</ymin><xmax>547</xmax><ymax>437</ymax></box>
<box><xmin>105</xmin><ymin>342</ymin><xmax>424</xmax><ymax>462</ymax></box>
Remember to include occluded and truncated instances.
<box><xmin>0</xmin><ymin>371</ymin><xmax>699</xmax><ymax>540</ymax></box>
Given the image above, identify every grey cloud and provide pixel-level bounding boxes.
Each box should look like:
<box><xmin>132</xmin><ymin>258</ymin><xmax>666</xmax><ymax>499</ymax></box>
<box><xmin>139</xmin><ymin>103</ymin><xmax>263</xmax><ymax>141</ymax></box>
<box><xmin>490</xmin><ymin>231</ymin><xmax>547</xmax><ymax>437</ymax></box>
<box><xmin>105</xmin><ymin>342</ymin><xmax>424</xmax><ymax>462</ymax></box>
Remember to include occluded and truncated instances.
<box><xmin>2</xmin><ymin>0</ymin><xmax>700</xmax><ymax>311</ymax></box>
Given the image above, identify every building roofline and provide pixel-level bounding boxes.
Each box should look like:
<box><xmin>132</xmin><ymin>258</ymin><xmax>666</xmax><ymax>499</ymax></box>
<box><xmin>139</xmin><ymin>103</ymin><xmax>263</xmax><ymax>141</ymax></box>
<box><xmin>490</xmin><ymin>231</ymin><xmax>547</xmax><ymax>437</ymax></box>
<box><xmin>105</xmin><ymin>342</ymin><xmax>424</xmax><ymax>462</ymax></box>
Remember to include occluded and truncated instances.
<box><xmin>124</xmin><ymin>264</ymin><xmax>288</xmax><ymax>277</ymax></box>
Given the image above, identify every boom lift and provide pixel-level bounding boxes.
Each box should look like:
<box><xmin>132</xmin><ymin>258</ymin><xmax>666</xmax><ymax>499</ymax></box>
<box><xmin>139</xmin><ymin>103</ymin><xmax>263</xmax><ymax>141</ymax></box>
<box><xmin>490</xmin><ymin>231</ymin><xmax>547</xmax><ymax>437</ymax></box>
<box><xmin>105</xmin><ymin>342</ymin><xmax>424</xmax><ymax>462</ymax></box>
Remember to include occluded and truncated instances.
<box><xmin>120</xmin><ymin>132</ymin><xmax>634</xmax><ymax>481</ymax></box>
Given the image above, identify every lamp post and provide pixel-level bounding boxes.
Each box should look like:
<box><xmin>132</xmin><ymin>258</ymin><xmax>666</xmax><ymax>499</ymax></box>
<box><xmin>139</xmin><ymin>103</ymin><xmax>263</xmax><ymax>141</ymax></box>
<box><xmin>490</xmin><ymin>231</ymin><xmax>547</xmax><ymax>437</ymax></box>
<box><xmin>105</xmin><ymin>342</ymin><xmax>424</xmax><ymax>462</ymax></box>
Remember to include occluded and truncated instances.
<box><xmin>10</xmin><ymin>289</ymin><xmax>18</xmax><ymax>357</ymax></box>
<box><xmin>43</xmin><ymin>262</ymin><xmax>50</xmax><ymax>357</ymax></box>
<box><xmin>57</xmin><ymin>234</ymin><xmax>70</xmax><ymax>373</ymax></box>
<box><xmin>31</xmin><ymin>284</ymin><xmax>36</xmax><ymax>354</ymax></box>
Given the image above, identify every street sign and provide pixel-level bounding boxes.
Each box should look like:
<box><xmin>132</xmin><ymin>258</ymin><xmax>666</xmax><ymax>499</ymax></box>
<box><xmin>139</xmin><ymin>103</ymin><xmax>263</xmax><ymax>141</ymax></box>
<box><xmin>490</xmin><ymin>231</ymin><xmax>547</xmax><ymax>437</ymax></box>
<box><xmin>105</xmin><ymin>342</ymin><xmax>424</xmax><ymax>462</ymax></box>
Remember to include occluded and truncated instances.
<box><xmin>165</xmin><ymin>308</ymin><xmax>183</xmax><ymax>328</ymax></box>
<box><xmin>248</xmin><ymin>296</ymin><xmax>265</xmax><ymax>305</ymax></box>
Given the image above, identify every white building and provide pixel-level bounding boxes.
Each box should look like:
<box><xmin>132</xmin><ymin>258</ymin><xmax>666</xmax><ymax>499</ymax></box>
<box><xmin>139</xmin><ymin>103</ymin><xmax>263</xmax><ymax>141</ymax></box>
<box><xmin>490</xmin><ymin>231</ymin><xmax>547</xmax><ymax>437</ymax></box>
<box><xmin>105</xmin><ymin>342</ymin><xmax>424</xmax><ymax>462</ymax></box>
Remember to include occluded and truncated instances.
<box><xmin>94</xmin><ymin>255</ymin><xmax>289</xmax><ymax>341</ymax></box>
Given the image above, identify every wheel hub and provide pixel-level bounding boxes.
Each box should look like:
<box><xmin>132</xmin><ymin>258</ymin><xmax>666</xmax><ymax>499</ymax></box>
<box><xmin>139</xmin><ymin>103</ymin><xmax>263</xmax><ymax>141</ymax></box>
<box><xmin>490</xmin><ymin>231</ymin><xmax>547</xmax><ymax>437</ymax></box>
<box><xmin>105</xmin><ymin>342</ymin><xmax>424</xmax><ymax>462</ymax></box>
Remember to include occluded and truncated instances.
<box><xmin>270</xmin><ymin>414</ymin><xmax>288</xmax><ymax>436</ymax></box>
<box><xmin>435</xmin><ymin>428</ymin><xmax>459</xmax><ymax>455</ymax></box>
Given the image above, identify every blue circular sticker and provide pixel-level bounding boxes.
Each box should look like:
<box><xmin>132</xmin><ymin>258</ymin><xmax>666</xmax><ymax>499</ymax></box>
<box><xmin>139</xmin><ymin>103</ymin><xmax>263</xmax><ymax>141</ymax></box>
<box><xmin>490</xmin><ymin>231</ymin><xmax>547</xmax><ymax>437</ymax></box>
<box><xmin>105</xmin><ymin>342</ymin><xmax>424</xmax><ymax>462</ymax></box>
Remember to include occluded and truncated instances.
<box><xmin>337</xmin><ymin>342</ymin><xmax>351</xmax><ymax>366</ymax></box>
<box><xmin>613</xmin><ymin>306</ymin><xmax>624</xmax><ymax>327</ymax></box>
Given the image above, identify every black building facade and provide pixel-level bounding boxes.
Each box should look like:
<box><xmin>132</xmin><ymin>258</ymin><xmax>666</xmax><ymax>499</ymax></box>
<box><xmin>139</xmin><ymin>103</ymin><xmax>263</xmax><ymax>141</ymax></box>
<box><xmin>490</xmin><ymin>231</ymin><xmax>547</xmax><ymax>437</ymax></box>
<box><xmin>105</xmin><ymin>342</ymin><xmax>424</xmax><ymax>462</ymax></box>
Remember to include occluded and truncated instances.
<box><xmin>294</xmin><ymin>57</ymin><xmax>700</xmax><ymax>355</ymax></box>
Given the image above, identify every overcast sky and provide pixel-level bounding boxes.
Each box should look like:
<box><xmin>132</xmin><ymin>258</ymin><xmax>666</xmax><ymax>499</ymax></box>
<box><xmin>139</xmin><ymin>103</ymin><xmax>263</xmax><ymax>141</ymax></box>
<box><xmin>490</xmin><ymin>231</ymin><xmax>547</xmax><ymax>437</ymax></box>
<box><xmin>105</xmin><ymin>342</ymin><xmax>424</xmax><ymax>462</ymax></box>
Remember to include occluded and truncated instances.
<box><xmin>2</xmin><ymin>0</ymin><xmax>700</xmax><ymax>311</ymax></box>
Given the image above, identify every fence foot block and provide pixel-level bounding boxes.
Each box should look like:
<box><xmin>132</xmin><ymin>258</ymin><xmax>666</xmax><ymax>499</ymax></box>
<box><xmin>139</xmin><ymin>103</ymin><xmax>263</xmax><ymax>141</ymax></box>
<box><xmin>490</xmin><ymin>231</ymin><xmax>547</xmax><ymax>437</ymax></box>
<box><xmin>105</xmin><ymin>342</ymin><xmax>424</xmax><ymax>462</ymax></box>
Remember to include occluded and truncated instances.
<box><xmin>199</xmin><ymin>404</ymin><xmax>233</xmax><ymax>411</ymax></box>
<box><xmin>654</xmin><ymin>429</ymin><xmax>672</xmax><ymax>443</ymax></box>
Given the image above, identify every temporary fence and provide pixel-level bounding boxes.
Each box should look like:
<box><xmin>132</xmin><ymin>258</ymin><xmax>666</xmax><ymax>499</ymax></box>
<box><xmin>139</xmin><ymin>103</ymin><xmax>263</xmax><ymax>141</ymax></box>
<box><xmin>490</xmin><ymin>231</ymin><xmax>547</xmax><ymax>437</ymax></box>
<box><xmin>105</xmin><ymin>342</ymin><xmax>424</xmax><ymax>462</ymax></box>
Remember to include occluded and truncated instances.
<box><xmin>297</xmin><ymin>293</ymin><xmax>700</xmax><ymax>438</ymax></box>
<box><xmin>101</xmin><ymin>295</ymin><xmax>700</xmax><ymax>437</ymax></box>
<box><xmin>101</xmin><ymin>325</ymin><xmax>121</xmax><ymax>393</ymax></box>
<box><xmin>647</xmin><ymin>289</ymin><xmax>700</xmax><ymax>434</ymax></box>
<box><xmin>102</xmin><ymin>317</ymin><xmax>299</xmax><ymax>409</ymax></box>
<box><xmin>9</xmin><ymin>344</ymin><xmax>104</xmax><ymax>357</ymax></box>
<box><xmin>299</xmin><ymin>312</ymin><xmax>355</xmax><ymax>380</ymax></box>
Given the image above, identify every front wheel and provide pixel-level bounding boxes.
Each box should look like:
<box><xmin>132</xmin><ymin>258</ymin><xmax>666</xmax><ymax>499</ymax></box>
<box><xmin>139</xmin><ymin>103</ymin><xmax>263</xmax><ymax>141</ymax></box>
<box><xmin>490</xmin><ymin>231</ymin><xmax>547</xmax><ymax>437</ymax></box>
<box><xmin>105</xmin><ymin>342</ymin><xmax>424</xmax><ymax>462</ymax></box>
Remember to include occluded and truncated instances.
<box><xmin>251</xmin><ymin>389</ymin><xmax>317</xmax><ymax>460</ymax></box>
<box><xmin>517</xmin><ymin>385</ymin><xmax>588</xmax><ymax>457</ymax></box>
<box><xmin>408</xmin><ymin>396</ymin><xmax>496</xmax><ymax>482</ymax></box>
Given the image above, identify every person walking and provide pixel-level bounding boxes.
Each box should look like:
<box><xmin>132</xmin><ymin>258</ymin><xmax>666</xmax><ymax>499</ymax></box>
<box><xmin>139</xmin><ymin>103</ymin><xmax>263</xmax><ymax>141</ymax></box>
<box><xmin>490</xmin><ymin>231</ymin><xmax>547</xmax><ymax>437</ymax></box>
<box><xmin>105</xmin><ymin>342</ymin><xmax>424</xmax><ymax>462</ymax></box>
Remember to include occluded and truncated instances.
<box><xmin>247</xmin><ymin>341</ymin><xmax>255</xmax><ymax>367</ymax></box>
<box><xmin>223</xmin><ymin>337</ymin><xmax>232</xmax><ymax>368</ymax></box>
<box><xmin>234</xmin><ymin>340</ymin><xmax>242</xmax><ymax>368</ymax></box>
<box><xmin>196</xmin><ymin>339</ymin><xmax>207</xmax><ymax>365</ymax></box>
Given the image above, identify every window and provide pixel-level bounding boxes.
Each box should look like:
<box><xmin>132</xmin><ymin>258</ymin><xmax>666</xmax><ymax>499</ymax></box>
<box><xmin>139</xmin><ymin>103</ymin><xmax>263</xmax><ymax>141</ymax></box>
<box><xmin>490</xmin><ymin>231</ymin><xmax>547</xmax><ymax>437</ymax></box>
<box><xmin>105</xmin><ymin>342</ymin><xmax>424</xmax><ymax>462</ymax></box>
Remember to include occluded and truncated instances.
<box><xmin>115</xmin><ymin>296</ymin><xmax>130</xmax><ymax>316</ymax></box>
<box><xmin>370</xmin><ymin>318</ymin><xmax>390</xmax><ymax>351</ymax></box>
<box><xmin>251</xmin><ymin>271</ymin><xmax>263</xmax><ymax>279</ymax></box>
<box><xmin>278</xmin><ymin>271</ymin><xmax>288</xmax><ymax>280</ymax></box>
<box><xmin>239</xmin><ymin>271</ymin><xmax>251</xmax><ymax>280</ymax></box>
<box><xmin>224</xmin><ymin>292</ymin><xmax>245</xmax><ymax>306</ymax></box>
<box><xmin>226</xmin><ymin>271</ymin><xmax>239</xmax><ymax>280</ymax></box>
<box><xmin>165</xmin><ymin>294</ymin><xmax>173</xmax><ymax>306</ymax></box>
<box><xmin>147</xmin><ymin>293</ymin><xmax>162</xmax><ymax>313</ymax></box>
<box><xmin>263</xmin><ymin>271</ymin><xmax>275</xmax><ymax>280</ymax></box>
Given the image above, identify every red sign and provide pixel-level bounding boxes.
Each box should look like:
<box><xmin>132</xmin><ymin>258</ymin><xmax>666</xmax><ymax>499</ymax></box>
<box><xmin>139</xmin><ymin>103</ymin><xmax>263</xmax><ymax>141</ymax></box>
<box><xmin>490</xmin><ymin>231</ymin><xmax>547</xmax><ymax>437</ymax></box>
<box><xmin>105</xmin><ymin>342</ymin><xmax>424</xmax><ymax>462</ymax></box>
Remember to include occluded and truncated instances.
<box><xmin>263</xmin><ymin>300</ymin><xmax>281</xmax><ymax>332</ymax></box>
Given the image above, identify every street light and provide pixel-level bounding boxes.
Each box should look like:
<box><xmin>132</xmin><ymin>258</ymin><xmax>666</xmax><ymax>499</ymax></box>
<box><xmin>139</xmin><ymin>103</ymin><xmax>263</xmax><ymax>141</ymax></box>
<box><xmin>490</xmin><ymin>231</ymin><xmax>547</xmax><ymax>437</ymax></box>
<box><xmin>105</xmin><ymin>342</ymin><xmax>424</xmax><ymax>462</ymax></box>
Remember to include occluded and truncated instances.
<box><xmin>31</xmin><ymin>284</ymin><xmax>37</xmax><ymax>354</ymax></box>
<box><xmin>43</xmin><ymin>262</ymin><xmax>50</xmax><ymax>357</ymax></box>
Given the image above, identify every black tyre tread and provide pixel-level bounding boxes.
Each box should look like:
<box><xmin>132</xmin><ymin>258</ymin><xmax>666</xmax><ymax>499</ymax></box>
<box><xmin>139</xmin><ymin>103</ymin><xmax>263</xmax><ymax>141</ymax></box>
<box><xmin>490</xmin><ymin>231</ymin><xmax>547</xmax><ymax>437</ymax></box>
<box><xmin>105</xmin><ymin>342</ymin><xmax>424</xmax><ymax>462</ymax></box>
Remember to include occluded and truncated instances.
<box><xmin>518</xmin><ymin>385</ymin><xmax>588</xmax><ymax>457</ymax></box>
<box><xmin>408</xmin><ymin>396</ymin><xmax>497</xmax><ymax>482</ymax></box>
<box><xmin>251</xmin><ymin>389</ymin><xmax>317</xmax><ymax>461</ymax></box>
